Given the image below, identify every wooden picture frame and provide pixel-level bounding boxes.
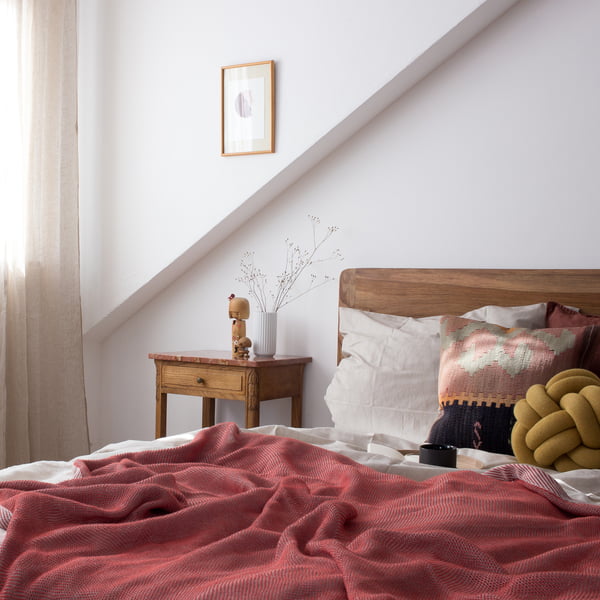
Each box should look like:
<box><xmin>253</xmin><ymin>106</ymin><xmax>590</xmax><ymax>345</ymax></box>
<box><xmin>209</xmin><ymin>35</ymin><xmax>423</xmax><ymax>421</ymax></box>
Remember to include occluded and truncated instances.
<box><xmin>221</xmin><ymin>60</ymin><xmax>275</xmax><ymax>156</ymax></box>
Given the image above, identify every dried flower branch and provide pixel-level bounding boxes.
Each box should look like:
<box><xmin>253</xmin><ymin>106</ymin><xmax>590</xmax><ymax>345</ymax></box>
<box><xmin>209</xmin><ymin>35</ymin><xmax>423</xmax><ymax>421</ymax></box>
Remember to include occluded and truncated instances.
<box><xmin>236</xmin><ymin>215</ymin><xmax>343</xmax><ymax>312</ymax></box>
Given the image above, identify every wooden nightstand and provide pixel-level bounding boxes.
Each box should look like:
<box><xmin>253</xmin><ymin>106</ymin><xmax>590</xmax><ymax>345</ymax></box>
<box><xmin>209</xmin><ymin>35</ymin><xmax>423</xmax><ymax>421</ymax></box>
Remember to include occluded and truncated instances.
<box><xmin>149</xmin><ymin>351</ymin><xmax>312</xmax><ymax>438</ymax></box>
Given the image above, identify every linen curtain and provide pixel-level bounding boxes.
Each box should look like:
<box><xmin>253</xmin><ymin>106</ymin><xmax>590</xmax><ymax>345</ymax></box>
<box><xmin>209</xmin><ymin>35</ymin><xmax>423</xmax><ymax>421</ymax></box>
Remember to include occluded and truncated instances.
<box><xmin>0</xmin><ymin>0</ymin><xmax>89</xmax><ymax>467</ymax></box>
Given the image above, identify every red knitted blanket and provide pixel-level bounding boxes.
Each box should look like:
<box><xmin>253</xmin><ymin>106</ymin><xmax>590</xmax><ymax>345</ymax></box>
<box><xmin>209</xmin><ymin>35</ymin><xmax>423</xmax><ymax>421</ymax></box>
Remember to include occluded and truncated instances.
<box><xmin>0</xmin><ymin>422</ymin><xmax>599</xmax><ymax>599</ymax></box>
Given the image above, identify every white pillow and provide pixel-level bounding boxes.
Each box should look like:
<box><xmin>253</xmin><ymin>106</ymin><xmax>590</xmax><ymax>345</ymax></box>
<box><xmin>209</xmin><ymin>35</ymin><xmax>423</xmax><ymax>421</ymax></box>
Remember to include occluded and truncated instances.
<box><xmin>324</xmin><ymin>303</ymin><xmax>547</xmax><ymax>444</ymax></box>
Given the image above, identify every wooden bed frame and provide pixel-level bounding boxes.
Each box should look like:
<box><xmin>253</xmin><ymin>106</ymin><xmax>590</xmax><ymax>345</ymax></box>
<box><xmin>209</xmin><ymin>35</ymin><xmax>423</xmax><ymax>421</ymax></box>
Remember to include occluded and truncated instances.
<box><xmin>338</xmin><ymin>268</ymin><xmax>600</xmax><ymax>361</ymax></box>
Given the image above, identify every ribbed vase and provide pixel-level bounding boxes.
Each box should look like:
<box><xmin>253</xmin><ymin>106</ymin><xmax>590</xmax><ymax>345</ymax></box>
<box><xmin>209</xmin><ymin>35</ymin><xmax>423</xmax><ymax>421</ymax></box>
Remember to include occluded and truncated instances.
<box><xmin>253</xmin><ymin>311</ymin><xmax>277</xmax><ymax>357</ymax></box>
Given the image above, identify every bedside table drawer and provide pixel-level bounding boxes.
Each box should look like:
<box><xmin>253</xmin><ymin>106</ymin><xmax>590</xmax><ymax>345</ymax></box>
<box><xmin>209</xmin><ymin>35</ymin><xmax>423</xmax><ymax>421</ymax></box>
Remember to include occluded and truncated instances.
<box><xmin>162</xmin><ymin>364</ymin><xmax>244</xmax><ymax>393</ymax></box>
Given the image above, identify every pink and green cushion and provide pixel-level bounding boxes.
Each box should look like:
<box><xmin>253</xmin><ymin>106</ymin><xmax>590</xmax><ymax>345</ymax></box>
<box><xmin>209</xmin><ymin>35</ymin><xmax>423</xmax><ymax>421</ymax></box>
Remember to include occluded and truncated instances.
<box><xmin>512</xmin><ymin>369</ymin><xmax>600</xmax><ymax>471</ymax></box>
<box><xmin>427</xmin><ymin>316</ymin><xmax>600</xmax><ymax>455</ymax></box>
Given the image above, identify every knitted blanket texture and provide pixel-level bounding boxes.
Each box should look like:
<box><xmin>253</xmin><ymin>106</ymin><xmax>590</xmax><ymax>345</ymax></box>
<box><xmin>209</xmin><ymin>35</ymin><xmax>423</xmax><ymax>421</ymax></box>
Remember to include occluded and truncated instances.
<box><xmin>0</xmin><ymin>422</ymin><xmax>599</xmax><ymax>599</ymax></box>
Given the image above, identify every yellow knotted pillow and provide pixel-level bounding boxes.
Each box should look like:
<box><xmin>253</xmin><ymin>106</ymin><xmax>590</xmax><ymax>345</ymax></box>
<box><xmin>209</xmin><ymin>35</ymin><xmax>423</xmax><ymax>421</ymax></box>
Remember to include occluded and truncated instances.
<box><xmin>512</xmin><ymin>369</ymin><xmax>600</xmax><ymax>472</ymax></box>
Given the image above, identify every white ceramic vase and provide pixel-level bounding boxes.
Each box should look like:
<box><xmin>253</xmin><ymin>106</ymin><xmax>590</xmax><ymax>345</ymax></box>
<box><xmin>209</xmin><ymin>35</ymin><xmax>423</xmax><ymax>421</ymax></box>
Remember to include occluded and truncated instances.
<box><xmin>253</xmin><ymin>311</ymin><xmax>277</xmax><ymax>357</ymax></box>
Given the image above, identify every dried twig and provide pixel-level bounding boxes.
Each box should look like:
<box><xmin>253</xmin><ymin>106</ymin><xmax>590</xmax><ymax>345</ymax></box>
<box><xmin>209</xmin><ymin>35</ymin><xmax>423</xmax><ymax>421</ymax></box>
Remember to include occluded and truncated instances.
<box><xmin>236</xmin><ymin>215</ymin><xmax>343</xmax><ymax>312</ymax></box>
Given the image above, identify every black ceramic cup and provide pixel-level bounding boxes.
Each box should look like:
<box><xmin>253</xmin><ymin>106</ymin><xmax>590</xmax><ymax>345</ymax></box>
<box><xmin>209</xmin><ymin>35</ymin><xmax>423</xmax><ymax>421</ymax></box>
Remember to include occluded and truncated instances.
<box><xmin>419</xmin><ymin>443</ymin><xmax>457</xmax><ymax>468</ymax></box>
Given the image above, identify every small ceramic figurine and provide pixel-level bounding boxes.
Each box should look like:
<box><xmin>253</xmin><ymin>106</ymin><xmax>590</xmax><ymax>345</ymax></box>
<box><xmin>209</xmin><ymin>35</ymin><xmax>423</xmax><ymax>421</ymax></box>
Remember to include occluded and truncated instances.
<box><xmin>228</xmin><ymin>294</ymin><xmax>252</xmax><ymax>359</ymax></box>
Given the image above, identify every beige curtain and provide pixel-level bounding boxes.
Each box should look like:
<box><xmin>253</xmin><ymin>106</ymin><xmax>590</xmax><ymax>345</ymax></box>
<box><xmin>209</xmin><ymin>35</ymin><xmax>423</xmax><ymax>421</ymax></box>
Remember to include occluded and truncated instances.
<box><xmin>0</xmin><ymin>0</ymin><xmax>89</xmax><ymax>467</ymax></box>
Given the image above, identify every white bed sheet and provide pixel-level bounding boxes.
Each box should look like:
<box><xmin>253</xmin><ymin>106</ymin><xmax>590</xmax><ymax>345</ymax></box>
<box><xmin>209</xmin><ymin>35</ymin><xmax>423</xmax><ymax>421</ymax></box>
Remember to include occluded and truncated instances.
<box><xmin>0</xmin><ymin>425</ymin><xmax>598</xmax><ymax>506</ymax></box>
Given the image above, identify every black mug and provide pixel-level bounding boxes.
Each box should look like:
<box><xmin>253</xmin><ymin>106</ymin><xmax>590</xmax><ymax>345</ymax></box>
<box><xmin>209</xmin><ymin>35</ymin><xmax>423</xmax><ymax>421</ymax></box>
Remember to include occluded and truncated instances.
<box><xmin>419</xmin><ymin>443</ymin><xmax>457</xmax><ymax>468</ymax></box>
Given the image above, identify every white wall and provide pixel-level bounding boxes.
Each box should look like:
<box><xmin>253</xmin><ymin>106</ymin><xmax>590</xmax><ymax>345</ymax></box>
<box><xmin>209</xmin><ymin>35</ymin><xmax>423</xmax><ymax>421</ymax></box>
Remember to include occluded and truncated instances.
<box><xmin>78</xmin><ymin>0</ymin><xmax>514</xmax><ymax>336</ymax></box>
<box><xmin>82</xmin><ymin>0</ymin><xmax>600</xmax><ymax>450</ymax></box>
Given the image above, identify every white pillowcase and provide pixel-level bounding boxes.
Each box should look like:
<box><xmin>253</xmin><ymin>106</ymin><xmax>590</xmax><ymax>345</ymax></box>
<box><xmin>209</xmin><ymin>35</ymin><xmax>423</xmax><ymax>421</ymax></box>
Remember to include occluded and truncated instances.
<box><xmin>324</xmin><ymin>303</ymin><xmax>547</xmax><ymax>444</ymax></box>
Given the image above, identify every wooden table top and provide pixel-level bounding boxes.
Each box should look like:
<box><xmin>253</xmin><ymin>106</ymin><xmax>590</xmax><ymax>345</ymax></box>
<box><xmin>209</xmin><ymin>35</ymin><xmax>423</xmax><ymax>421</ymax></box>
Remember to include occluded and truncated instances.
<box><xmin>148</xmin><ymin>350</ymin><xmax>312</xmax><ymax>368</ymax></box>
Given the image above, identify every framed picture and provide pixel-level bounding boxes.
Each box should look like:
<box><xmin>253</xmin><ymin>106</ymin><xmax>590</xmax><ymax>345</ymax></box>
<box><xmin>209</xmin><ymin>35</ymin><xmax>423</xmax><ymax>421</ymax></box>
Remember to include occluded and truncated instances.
<box><xmin>221</xmin><ymin>60</ymin><xmax>275</xmax><ymax>156</ymax></box>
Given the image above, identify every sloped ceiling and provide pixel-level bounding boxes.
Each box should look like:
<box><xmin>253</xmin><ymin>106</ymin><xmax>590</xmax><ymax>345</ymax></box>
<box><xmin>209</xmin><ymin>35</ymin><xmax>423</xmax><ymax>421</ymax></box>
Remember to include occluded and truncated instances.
<box><xmin>80</xmin><ymin>0</ymin><xmax>520</xmax><ymax>341</ymax></box>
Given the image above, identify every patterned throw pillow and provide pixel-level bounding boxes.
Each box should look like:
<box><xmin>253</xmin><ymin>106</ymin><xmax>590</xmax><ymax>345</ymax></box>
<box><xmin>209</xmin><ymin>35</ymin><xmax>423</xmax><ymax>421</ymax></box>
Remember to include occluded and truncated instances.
<box><xmin>427</xmin><ymin>315</ymin><xmax>600</xmax><ymax>455</ymax></box>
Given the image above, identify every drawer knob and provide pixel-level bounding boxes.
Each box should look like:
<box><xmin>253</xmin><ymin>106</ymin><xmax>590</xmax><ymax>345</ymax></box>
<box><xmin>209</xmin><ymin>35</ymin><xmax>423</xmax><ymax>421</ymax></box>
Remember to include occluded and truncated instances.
<box><xmin>196</xmin><ymin>377</ymin><xmax>205</xmax><ymax>384</ymax></box>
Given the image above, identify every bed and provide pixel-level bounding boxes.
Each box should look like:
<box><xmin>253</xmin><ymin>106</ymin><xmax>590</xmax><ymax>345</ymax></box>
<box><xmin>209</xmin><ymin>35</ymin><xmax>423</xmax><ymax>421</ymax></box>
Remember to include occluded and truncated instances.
<box><xmin>1</xmin><ymin>268</ymin><xmax>600</xmax><ymax>599</ymax></box>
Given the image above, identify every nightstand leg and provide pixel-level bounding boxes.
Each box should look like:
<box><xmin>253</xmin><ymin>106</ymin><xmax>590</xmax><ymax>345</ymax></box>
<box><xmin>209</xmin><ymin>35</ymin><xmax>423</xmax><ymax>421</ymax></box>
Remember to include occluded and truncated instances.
<box><xmin>291</xmin><ymin>395</ymin><xmax>302</xmax><ymax>428</ymax></box>
<box><xmin>246</xmin><ymin>370</ymin><xmax>259</xmax><ymax>428</ymax></box>
<box><xmin>202</xmin><ymin>397</ymin><xmax>215</xmax><ymax>427</ymax></box>
<box><xmin>156</xmin><ymin>392</ymin><xmax>167</xmax><ymax>438</ymax></box>
<box><xmin>245</xmin><ymin>401</ymin><xmax>259</xmax><ymax>428</ymax></box>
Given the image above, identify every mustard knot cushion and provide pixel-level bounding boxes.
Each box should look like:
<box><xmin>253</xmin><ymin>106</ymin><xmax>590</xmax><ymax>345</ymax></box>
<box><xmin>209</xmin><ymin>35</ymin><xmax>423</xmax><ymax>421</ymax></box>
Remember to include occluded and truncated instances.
<box><xmin>512</xmin><ymin>369</ymin><xmax>600</xmax><ymax>471</ymax></box>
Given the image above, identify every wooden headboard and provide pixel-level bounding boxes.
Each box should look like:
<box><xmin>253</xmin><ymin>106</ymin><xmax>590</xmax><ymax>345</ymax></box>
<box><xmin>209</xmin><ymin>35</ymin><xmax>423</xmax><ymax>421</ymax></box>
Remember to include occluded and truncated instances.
<box><xmin>338</xmin><ymin>268</ymin><xmax>600</xmax><ymax>361</ymax></box>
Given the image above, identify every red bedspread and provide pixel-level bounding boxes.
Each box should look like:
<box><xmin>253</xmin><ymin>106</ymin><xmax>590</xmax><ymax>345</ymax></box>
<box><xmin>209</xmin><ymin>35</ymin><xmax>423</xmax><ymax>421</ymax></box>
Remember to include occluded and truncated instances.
<box><xmin>0</xmin><ymin>423</ymin><xmax>599</xmax><ymax>599</ymax></box>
